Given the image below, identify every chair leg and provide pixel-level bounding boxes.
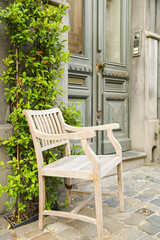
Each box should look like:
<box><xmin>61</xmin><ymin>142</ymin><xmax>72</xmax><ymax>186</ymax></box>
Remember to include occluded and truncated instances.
<box><xmin>39</xmin><ymin>176</ymin><xmax>45</xmax><ymax>230</ymax></box>
<box><xmin>93</xmin><ymin>177</ymin><xmax>103</xmax><ymax>240</ymax></box>
<box><xmin>117</xmin><ymin>162</ymin><xmax>124</xmax><ymax>212</ymax></box>
<box><xmin>66</xmin><ymin>178</ymin><xmax>72</xmax><ymax>206</ymax></box>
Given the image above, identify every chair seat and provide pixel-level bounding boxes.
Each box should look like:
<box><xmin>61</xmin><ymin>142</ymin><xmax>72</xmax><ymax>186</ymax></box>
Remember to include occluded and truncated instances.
<box><xmin>42</xmin><ymin>155</ymin><xmax>121</xmax><ymax>180</ymax></box>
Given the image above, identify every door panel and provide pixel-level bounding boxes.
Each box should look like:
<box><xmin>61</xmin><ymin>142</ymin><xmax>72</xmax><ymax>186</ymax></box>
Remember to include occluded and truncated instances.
<box><xmin>106</xmin><ymin>0</ymin><xmax>122</xmax><ymax>63</ymax></box>
<box><xmin>68</xmin><ymin>73</ymin><xmax>91</xmax><ymax>127</ymax></box>
<box><xmin>68</xmin><ymin>0</ymin><xmax>83</xmax><ymax>55</ymax></box>
<box><xmin>68</xmin><ymin>0</ymin><xmax>130</xmax><ymax>154</ymax></box>
<box><xmin>97</xmin><ymin>0</ymin><xmax>130</xmax><ymax>153</ymax></box>
<box><xmin>67</xmin><ymin>0</ymin><xmax>93</xmax><ymax>129</ymax></box>
<box><xmin>102</xmin><ymin>90</ymin><xmax>130</xmax><ymax>154</ymax></box>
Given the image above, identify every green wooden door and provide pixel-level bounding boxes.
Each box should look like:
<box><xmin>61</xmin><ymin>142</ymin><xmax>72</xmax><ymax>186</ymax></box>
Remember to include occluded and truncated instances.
<box><xmin>67</xmin><ymin>0</ymin><xmax>130</xmax><ymax>154</ymax></box>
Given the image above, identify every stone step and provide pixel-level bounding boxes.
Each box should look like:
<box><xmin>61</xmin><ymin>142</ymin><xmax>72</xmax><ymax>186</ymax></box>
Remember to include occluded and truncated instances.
<box><xmin>122</xmin><ymin>150</ymin><xmax>147</xmax><ymax>161</ymax></box>
<box><xmin>122</xmin><ymin>150</ymin><xmax>147</xmax><ymax>173</ymax></box>
<box><xmin>102</xmin><ymin>150</ymin><xmax>147</xmax><ymax>177</ymax></box>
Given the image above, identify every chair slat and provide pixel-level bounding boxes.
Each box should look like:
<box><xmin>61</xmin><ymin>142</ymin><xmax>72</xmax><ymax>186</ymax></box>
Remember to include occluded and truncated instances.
<box><xmin>49</xmin><ymin>113</ymin><xmax>59</xmax><ymax>143</ymax></box>
<box><xmin>40</xmin><ymin>115</ymin><xmax>51</xmax><ymax>146</ymax></box>
<box><xmin>54</xmin><ymin>112</ymin><xmax>63</xmax><ymax>134</ymax></box>
<box><xmin>33</xmin><ymin>115</ymin><xmax>46</xmax><ymax>147</ymax></box>
<box><xmin>37</xmin><ymin>115</ymin><xmax>48</xmax><ymax>147</ymax></box>
<box><xmin>45</xmin><ymin>114</ymin><xmax>55</xmax><ymax>145</ymax></box>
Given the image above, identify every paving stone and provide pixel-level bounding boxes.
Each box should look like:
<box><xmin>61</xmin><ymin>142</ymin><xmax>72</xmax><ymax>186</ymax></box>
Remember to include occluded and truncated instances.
<box><xmin>0</xmin><ymin>232</ymin><xmax>14</xmax><ymax>240</ymax></box>
<box><xmin>46</xmin><ymin>221</ymin><xmax>68</xmax><ymax>233</ymax></box>
<box><xmin>107</xmin><ymin>185</ymin><xmax>118</xmax><ymax>191</ymax></box>
<box><xmin>31</xmin><ymin>232</ymin><xmax>56</xmax><ymax>240</ymax></box>
<box><xmin>0</xmin><ymin>216</ymin><xmax>8</xmax><ymax>229</ymax></box>
<box><xmin>124</xmin><ymin>196</ymin><xmax>141</xmax><ymax>207</ymax></box>
<box><xmin>103</xmin><ymin>234</ymin><xmax>127</xmax><ymax>240</ymax></box>
<box><xmin>157</xmin><ymin>232</ymin><xmax>160</xmax><ymax>238</ymax></box>
<box><xmin>119</xmin><ymin>225</ymin><xmax>144</xmax><ymax>240</ymax></box>
<box><xmin>103</xmin><ymin>217</ymin><xmax>125</xmax><ymax>233</ymax></box>
<box><xmin>24</xmin><ymin>229</ymin><xmax>42</xmax><ymax>239</ymax></box>
<box><xmin>104</xmin><ymin>198</ymin><xmax>119</xmax><ymax>207</ymax></box>
<box><xmin>143</xmin><ymin>188</ymin><xmax>160</xmax><ymax>197</ymax></box>
<box><xmin>86</xmin><ymin>199</ymin><xmax>95</xmax><ymax>208</ymax></box>
<box><xmin>139</xmin><ymin>223</ymin><xmax>160</xmax><ymax>235</ymax></box>
<box><xmin>140</xmin><ymin>236</ymin><xmax>157</xmax><ymax>240</ymax></box>
<box><xmin>123</xmin><ymin>205</ymin><xmax>136</xmax><ymax>214</ymax></box>
<box><xmin>149</xmin><ymin>183</ymin><xmax>160</xmax><ymax>191</ymax></box>
<box><xmin>124</xmin><ymin>185</ymin><xmax>133</xmax><ymax>191</ymax></box>
<box><xmin>76</xmin><ymin>235</ymin><xmax>91</xmax><ymax>240</ymax></box>
<box><xmin>150</xmin><ymin>199</ymin><xmax>160</xmax><ymax>207</ymax></box>
<box><xmin>124</xmin><ymin>190</ymin><xmax>138</xmax><ymax>197</ymax></box>
<box><xmin>13</xmin><ymin>222</ymin><xmax>35</xmax><ymax>238</ymax></box>
<box><xmin>107</xmin><ymin>205</ymin><xmax>135</xmax><ymax>221</ymax></box>
<box><xmin>68</xmin><ymin>220</ymin><xmax>89</xmax><ymax>229</ymax></box>
<box><xmin>122</xmin><ymin>213</ymin><xmax>144</xmax><ymax>226</ymax></box>
<box><xmin>135</xmin><ymin>194</ymin><xmax>153</xmax><ymax>202</ymax></box>
<box><xmin>44</xmin><ymin>216</ymin><xmax>57</xmax><ymax>226</ymax></box>
<box><xmin>57</xmin><ymin>216</ymin><xmax>73</xmax><ymax>224</ymax></box>
<box><xmin>146</xmin><ymin>215</ymin><xmax>160</xmax><ymax>225</ymax></box>
<box><xmin>149</xmin><ymin>177</ymin><xmax>160</xmax><ymax>184</ymax></box>
<box><xmin>142</xmin><ymin>202</ymin><xmax>160</xmax><ymax>213</ymax></box>
<box><xmin>81</xmin><ymin>224</ymin><xmax>97</xmax><ymax>237</ymax></box>
<box><xmin>56</xmin><ymin>228</ymin><xmax>81</xmax><ymax>240</ymax></box>
<box><xmin>78</xmin><ymin>207</ymin><xmax>96</xmax><ymax>218</ymax></box>
<box><xmin>133</xmin><ymin>176</ymin><xmax>144</xmax><ymax>181</ymax></box>
<box><xmin>0</xmin><ymin>229</ymin><xmax>11</xmax><ymax>236</ymax></box>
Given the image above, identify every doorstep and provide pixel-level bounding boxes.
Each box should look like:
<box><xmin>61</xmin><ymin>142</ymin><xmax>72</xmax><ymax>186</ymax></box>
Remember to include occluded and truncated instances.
<box><xmin>122</xmin><ymin>150</ymin><xmax>147</xmax><ymax>161</ymax></box>
<box><xmin>122</xmin><ymin>150</ymin><xmax>147</xmax><ymax>173</ymax></box>
<box><xmin>107</xmin><ymin>150</ymin><xmax>147</xmax><ymax>176</ymax></box>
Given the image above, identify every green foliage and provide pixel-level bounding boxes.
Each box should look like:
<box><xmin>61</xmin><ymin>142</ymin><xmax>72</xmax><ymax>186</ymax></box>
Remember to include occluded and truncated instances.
<box><xmin>60</xmin><ymin>101</ymin><xmax>82</xmax><ymax>127</ymax></box>
<box><xmin>0</xmin><ymin>0</ymin><xmax>82</xmax><ymax>221</ymax></box>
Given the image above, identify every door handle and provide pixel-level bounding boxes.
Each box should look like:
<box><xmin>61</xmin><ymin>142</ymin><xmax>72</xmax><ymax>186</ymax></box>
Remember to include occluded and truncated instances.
<box><xmin>98</xmin><ymin>63</ymin><xmax>105</xmax><ymax>69</ymax></box>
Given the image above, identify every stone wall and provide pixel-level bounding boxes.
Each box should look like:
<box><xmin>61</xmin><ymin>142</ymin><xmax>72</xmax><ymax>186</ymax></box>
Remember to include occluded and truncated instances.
<box><xmin>130</xmin><ymin>0</ymin><xmax>159</xmax><ymax>164</ymax></box>
<box><xmin>0</xmin><ymin>0</ymin><xmax>13</xmax><ymax>214</ymax></box>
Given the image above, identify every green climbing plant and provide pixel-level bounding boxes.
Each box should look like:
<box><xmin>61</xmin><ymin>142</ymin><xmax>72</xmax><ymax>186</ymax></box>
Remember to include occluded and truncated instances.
<box><xmin>0</xmin><ymin>0</ymin><xmax>82</xmax><ymax>222</ymax></box>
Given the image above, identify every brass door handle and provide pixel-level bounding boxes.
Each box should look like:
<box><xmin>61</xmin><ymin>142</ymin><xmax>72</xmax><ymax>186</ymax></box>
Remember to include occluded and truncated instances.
<box><xmin>98</xmin><ymin>63</ymin><xmax>105</xmax><ymax>69</ymax></box>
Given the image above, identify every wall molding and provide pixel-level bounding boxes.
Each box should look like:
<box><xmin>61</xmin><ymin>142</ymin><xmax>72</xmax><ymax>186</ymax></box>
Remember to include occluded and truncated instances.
<box><xmin>102</xmin><ymin>68</ymin><xmax>129</xmax><ymax>78</ymax></box>
<box><xmin>68</xmin><ymin>63</ymin><xmax>92</xmax><ymax>73</ymax></box>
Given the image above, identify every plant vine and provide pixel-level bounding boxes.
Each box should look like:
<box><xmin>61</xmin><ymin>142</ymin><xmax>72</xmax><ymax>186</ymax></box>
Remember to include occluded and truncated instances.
<box><xmin>0</xmin><ymin>0</ymin><xmax>82</xmax><ymax>222</ymax></box>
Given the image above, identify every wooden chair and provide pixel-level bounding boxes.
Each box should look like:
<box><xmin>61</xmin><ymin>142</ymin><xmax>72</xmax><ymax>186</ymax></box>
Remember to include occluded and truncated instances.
<box><xmin>23</xmin><ymin>108</ymin><xmax>124</xmax><ymax>240</ymax></box>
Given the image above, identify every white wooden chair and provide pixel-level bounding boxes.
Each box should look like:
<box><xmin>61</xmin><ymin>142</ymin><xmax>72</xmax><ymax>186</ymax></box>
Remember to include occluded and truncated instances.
<box><xmin>23</xmin><ymin>108</ymin><xmax>124</xmax><ymax>240</ymax></box>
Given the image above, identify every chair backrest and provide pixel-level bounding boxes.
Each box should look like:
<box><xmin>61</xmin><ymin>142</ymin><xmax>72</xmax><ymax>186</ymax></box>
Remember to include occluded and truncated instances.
<box><xmin>23</xmin><ymin>108</ymin><xmax>70</xmax><ymax>167</ymax></box>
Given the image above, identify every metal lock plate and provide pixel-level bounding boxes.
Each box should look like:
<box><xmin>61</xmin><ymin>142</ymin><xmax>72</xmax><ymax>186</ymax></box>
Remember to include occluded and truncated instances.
<box><xmin>133</xmin><ymin>30</ymin><xmax>141</xmax><ymax>57</ymax></box>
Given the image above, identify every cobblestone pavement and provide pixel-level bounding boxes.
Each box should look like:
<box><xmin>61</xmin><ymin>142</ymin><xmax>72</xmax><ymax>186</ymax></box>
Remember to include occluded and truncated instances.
<box><xmin>1</xmin><ymin>165</ymin><xmax>160</xmax><ymax>239</ymax></box>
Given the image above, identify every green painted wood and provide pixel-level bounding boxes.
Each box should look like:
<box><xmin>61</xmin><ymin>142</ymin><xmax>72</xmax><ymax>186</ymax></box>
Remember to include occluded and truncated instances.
<box><xmin>68</xmin><ymin>0</ymin><xmax>131</xmax><ymax>154</ymax></box>
<box><xmin>99</xmin><ymin>0</ymin><xmax>130</xmax><ymax>154</ymax></box>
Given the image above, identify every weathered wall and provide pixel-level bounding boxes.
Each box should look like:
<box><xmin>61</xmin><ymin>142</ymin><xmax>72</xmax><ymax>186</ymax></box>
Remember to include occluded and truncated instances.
<box><xmin>0</xmin><ymin>0</ymin><xmax>13</xmax><ymax>214</ymax></box>
<box><xmin>130</xmin><ymin>0</ymin><xmax>159</xmax><ymax>164</ymax></box>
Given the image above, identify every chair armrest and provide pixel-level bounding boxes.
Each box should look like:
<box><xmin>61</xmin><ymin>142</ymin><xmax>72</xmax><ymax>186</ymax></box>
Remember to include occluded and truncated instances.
<box><xmin>34</xmin><ymin>129</ymin><xmax>96</xmax><ymax>141</ymax></box>
<box><xmin>107</xmin><ymin>129</ymin><xmax>122</xmax><ymax>157</ymax></box>
<box><xmin>64</xmin><ymin>123</ymin><xmax>121</xmax><ymax>157</ymax></box>
<box><xmin>64</xmin><ymin>123</ymin><xmax>120</xmax><ymax>132</ymax></box>
<box><xmin>64</xmin><ymin>123</ymin><xmax>121</xmax><ymax>156</ymax></box>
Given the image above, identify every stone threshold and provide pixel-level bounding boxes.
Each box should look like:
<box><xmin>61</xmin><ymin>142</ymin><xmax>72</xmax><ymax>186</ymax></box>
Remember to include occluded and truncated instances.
<box><xmin>122</xmin><ymin>150</ymin><xmax>147</xmax><ymax>162</ymax></box>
